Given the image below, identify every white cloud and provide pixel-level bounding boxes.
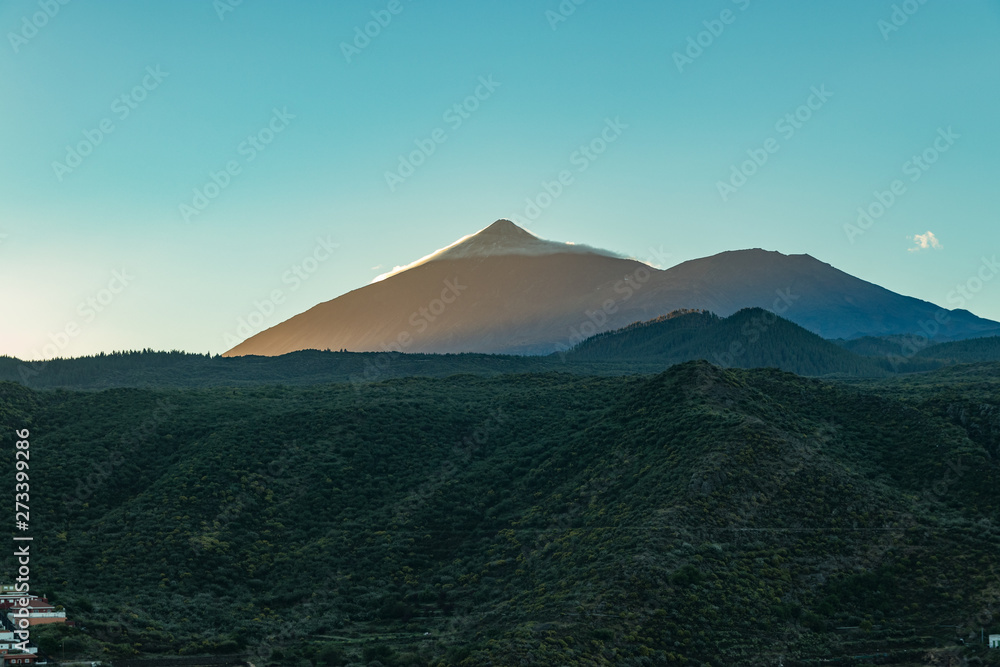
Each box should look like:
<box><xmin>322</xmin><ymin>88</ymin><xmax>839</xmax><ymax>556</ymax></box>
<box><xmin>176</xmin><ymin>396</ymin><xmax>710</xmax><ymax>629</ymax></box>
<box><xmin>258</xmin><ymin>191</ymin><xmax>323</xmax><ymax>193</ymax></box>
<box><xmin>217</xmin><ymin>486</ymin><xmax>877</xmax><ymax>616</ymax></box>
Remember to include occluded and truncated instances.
<box><xmin>908</xmin><ymin>231</ymin><xmax>942</xmax><ymax>252</ymax></box>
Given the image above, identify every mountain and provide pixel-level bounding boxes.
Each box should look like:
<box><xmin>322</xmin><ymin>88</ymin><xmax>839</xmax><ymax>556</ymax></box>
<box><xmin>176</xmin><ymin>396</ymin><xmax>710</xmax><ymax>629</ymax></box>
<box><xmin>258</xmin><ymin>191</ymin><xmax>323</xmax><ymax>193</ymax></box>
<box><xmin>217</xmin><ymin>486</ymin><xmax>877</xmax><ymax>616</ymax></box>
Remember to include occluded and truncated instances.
<box><xmin>565</xmin><ymin>308</ymin><xmax>892</xmax><ymax>376</ymax></box>
<box><xmin>642</xmin><ymin>248</ymin><xmax>999</xmax><ymax>341</ymax></box>
<box><xmin>223</xmin><ymin>220</ymin><xmax>1000</xmax><ymax>356</ymax></box>
<box><xmin>225</xmin><ymin>220</ymin><xmax>657</xmax><ymax>356</ymax></box>
<box><xmin>4</xmin><ymin>361</ymin><xmax>998</xmax><ymax>664</ymax></box>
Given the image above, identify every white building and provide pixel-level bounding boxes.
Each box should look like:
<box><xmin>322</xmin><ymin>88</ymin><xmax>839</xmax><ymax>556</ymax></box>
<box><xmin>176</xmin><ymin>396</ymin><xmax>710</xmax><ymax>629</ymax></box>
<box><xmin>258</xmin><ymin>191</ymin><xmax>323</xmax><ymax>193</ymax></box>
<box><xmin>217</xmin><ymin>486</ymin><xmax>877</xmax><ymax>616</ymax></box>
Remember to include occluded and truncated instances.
<box><xmin>0</xmin><ymin>587</ymin><xmax>28</xmax><ymax>607</ymax></box>
<box><xmin>990</xmin><ymin>633</ymin><xmax>1000</xmax><ymax>648</ymax></box>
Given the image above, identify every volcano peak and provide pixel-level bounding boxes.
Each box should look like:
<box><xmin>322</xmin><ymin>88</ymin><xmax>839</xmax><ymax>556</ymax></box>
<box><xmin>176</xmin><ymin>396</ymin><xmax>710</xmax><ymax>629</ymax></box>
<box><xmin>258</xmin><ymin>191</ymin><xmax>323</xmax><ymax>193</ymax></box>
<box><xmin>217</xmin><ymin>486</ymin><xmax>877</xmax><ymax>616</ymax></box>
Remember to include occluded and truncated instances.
<box><xmin>476</xmin><ymin>219</ymin><xmax>538</xmax><ymax>240</ymax></box>
<box><xmin>434</xmin><ymin>219</ymin><xmax>609</xmax><ymax>261</ymax></box>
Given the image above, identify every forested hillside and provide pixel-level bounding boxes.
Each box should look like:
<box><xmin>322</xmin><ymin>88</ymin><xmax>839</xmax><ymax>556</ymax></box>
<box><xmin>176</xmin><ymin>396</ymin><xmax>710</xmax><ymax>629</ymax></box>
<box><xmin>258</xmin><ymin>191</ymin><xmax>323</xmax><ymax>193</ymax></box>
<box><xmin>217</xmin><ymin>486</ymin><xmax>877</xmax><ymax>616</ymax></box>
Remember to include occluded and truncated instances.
<box><xmin>836</xmin><ymin>334</ymin><xmax>1000</xmax><ymax>369</ymax></box>
<box><xmin>0</xmin><ymin>311</ymin><xmax>928</xmax><ymax>393</ymax></box>
<box><xmin>565</xmin><ymin>309</ymin><xmax>893</xmax><ymax>376</ymax></box>
<box><xmin>0</xmin><ymin>349</ymin><xmax>577</xmax><ymax>390</ymax></box>
<box><xmin>6</xmin><ymin>315</ymin><xmax>1000</xmax><ymax>394</ymax></box>
<box><xmin>2</xmin><ymin>362</ymin><xmax>999</xmax><ymax>665</ymax></box>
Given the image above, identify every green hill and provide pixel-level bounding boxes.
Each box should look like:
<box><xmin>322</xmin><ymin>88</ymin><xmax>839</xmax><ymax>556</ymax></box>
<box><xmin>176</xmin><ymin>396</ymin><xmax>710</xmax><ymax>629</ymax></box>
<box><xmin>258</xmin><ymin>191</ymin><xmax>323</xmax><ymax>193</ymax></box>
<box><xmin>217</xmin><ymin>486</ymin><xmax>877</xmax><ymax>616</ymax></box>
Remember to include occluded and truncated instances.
<box><xmin>914</xmin><ymin>336</ymin><xmax>1000</xmax><ymax>364</ymax></box>
<box><xmin>0</xmin><ymin>349</ymin><xmax>653</xmax><ymax>391</ymax></box>
<box><xmin>0</xmin><ymin>312</ymin><xmax>890</xmax><ymax>394</ymax></box>
<box><xmin>0</xmin><ymin>349</ymin><xmax>561</xmax><ymax>390</ymax></box>
<box><xmin>565</xmin><ymin>308</ymin><xmax>892</xmax><ymax>376</ymax></box>
<box><xmin>3</xmin><ymin>361</ymin><xmax>999</xmax><ymax>665</ymax></box>
<box><xmin>834</xmin><ymin>335</ymin><xmax>927</xmax><ymax>357</ymax></box>
<box><xmin>5</xmin><ymin>325</ymin><xmax>997</xmax><ymax>395</ymax></box>
<box><xmin>834</xmin><ymin>335</ymin><xmax>1000</xmax><ymax>371</ymax></box>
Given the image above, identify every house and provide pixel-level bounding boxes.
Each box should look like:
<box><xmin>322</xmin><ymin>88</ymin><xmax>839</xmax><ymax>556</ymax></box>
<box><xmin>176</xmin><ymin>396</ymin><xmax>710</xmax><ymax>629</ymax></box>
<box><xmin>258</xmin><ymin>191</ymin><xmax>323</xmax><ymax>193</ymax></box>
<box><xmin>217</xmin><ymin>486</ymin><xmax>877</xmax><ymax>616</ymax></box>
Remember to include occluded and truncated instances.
<box><xmin>2</xmin><ymin>598</ymin><xmax>66</xmax><ymax>627</ymax></box>
<box><xmin>0</xmin><ymin>593</ymin><xmax>44</xmax><ymax>666</ymax></box>
<box><xmin>0</xmin><ymin>588</ymin><xmax>27</xmax><ymax>608</ymax></box>
<box><xmin>7</xmin><ymin>597</ymin><xmax>66</xmax><ymax>625</ymax></box>
<box><xmin>990</xmin><ymin>633</ymin><xmax>1000</xmax><ymax>648</ymax></box>
<box><xmin>0</xmin><ymin>630</ymin><xmax>38</xmax><ymax>666</ymax></box>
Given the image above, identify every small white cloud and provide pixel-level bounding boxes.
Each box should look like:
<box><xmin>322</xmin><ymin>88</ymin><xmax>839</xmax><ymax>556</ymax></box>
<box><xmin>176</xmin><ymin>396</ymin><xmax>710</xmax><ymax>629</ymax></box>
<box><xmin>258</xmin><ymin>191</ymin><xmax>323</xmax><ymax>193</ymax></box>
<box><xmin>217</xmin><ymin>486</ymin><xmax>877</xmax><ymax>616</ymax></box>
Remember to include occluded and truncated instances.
<box><xmin>371</xmin><ymin>264</ymin><xmax>410</xmax><ymax>283</ymax></box>
<box><xmin>908</xmin><ymin>231</ymin><xmax>942</xmax><ymax>252</ymax></box>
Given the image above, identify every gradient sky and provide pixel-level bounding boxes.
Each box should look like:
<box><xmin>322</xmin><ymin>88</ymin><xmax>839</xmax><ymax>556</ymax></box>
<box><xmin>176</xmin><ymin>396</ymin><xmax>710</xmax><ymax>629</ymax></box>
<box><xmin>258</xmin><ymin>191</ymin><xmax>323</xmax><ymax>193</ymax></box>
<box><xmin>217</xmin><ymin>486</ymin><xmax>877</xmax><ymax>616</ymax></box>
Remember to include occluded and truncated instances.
<box><xmin>1</xmin><ymin>0</ymin><xmax>998</xmax><ymax>359</ymax></box>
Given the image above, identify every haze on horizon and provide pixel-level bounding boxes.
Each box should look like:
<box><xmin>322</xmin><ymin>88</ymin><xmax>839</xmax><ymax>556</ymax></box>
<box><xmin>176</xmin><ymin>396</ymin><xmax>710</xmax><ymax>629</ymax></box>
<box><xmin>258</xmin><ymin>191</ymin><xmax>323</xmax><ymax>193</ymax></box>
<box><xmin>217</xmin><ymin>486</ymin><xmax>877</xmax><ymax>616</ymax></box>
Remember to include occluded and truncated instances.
<box><xmin>1</xmin><ymin>0</ymin><xmax>998</xmax><ymax>360</ymax></box>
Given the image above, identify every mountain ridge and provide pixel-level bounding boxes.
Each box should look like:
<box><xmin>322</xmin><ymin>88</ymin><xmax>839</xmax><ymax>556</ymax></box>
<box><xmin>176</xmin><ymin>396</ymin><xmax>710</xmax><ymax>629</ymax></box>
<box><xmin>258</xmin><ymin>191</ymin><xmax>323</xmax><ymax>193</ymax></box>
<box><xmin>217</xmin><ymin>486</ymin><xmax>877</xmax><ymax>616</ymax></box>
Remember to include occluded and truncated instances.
<box><xmin>224</xmin><ymin>220</ymin><xmax>1000</xmax><ymax>356</ymax></box>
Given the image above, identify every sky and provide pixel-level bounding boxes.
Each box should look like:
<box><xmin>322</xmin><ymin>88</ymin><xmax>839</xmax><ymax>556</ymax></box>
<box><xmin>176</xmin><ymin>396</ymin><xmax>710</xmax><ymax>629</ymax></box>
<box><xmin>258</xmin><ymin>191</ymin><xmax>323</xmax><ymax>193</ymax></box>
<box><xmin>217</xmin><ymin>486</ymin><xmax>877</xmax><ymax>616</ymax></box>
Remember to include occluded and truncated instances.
<box><xmin>1</xmin><ymin>0</ymin><xmax>998</xmax><ymax>359</ymax></box>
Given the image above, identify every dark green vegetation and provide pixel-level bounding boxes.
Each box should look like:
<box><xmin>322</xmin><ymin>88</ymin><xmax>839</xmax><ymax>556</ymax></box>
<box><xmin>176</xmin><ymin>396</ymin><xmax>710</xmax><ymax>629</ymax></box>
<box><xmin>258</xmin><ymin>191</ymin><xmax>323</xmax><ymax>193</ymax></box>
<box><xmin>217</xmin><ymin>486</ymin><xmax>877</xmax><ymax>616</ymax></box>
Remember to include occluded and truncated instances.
<box><xmin>565</xmin><ymin>309</ymin><xmax>893</xmax><ymax>376</ymax></box>
<box><xmin>0</xmin><ymin>348</ymin><xmax>580</xmax><ymax>390</ymax></box>
<box><xmin>2</xmin><ymin>360</ymin><xmax>999</xmax><ymax>665</ymax></box>
<box><xmin>5</xmin><ymin>311</ymin><xmax>999</xmax><ymax>393</ymax></box>
<box><xmin>837</xmin><ymin>334</ymin><xmax>1000</xmax><ymax>368</ymax></box>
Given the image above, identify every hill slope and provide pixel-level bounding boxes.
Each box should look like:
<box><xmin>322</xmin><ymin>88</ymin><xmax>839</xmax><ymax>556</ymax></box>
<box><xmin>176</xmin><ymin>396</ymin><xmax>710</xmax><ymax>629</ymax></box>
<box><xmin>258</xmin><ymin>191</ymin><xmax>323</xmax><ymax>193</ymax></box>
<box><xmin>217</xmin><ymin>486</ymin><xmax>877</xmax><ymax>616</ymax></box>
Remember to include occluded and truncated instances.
<box><xmin>836</xmin><ymin>334</ymin><xmax>1000</xmax><ymax>371</ymax></box>
<box><xmin>3</xmin><ymin>362</ymin><xmax>999</xmax><ymax>665</ymax></box>
<box><xmin>565</xmin><ymin>308</ymin><xmax>892</xmax><ymax>376</ymax></box>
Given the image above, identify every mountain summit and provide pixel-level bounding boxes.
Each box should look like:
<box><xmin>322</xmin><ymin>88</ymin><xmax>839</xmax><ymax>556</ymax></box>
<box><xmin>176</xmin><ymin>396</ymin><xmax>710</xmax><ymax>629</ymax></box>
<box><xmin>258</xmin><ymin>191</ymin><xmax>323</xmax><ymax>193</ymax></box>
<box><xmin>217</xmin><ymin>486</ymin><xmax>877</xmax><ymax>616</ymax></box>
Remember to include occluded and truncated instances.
<box><xmin>475</xmin><ymin>218</ymin><xmax>536</xmax><ymax>241</ymax></box>
<box><xmin>438</xmin><ymin>218</ymin><xmax>588</xmax><ymax>260</ymax></box>
<box><xmin>224</xmin><ymin>221</ymin><xmax>1000</xmax><ymax>357</ymax></box>
<box><xmin>373</xmin><ymin>220</ymin><xmax>616</xmax><ymax>281</ymax></box>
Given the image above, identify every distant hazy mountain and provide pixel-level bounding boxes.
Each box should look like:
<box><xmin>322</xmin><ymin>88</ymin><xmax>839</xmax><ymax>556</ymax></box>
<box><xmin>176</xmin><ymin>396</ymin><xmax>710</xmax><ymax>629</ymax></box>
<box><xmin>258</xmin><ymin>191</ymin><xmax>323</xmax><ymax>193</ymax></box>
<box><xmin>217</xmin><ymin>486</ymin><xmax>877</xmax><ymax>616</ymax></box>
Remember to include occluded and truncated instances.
<box><xmin>651</xmin><ymin>249</ymin><xmax>999</xmax><ymax>341</ymax></box>
<box><xmin>225</xmin><ymin>220</ymin><xmax>999</xmax><ymax>356</ymax></box>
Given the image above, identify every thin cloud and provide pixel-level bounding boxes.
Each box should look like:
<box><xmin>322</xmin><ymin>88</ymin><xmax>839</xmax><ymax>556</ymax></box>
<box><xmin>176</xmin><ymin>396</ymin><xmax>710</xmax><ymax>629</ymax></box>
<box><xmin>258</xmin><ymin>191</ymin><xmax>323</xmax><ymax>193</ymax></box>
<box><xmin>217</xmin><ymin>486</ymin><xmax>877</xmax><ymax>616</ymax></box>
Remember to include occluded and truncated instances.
<box><xmin>908</xmin><ymin>231</ymin><xmax>942</xmax><ymax>252</ymax></box>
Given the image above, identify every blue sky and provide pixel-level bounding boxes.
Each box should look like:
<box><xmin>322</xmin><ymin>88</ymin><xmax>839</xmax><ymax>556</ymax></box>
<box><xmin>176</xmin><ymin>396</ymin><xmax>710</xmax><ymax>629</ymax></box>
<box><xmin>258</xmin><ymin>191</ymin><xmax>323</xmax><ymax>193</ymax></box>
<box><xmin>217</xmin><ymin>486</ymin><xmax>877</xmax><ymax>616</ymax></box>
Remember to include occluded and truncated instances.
<box><xmin>1</xmin><ymin>0</ymin><xmax>998</xmax><ymax>359</ymax></box>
